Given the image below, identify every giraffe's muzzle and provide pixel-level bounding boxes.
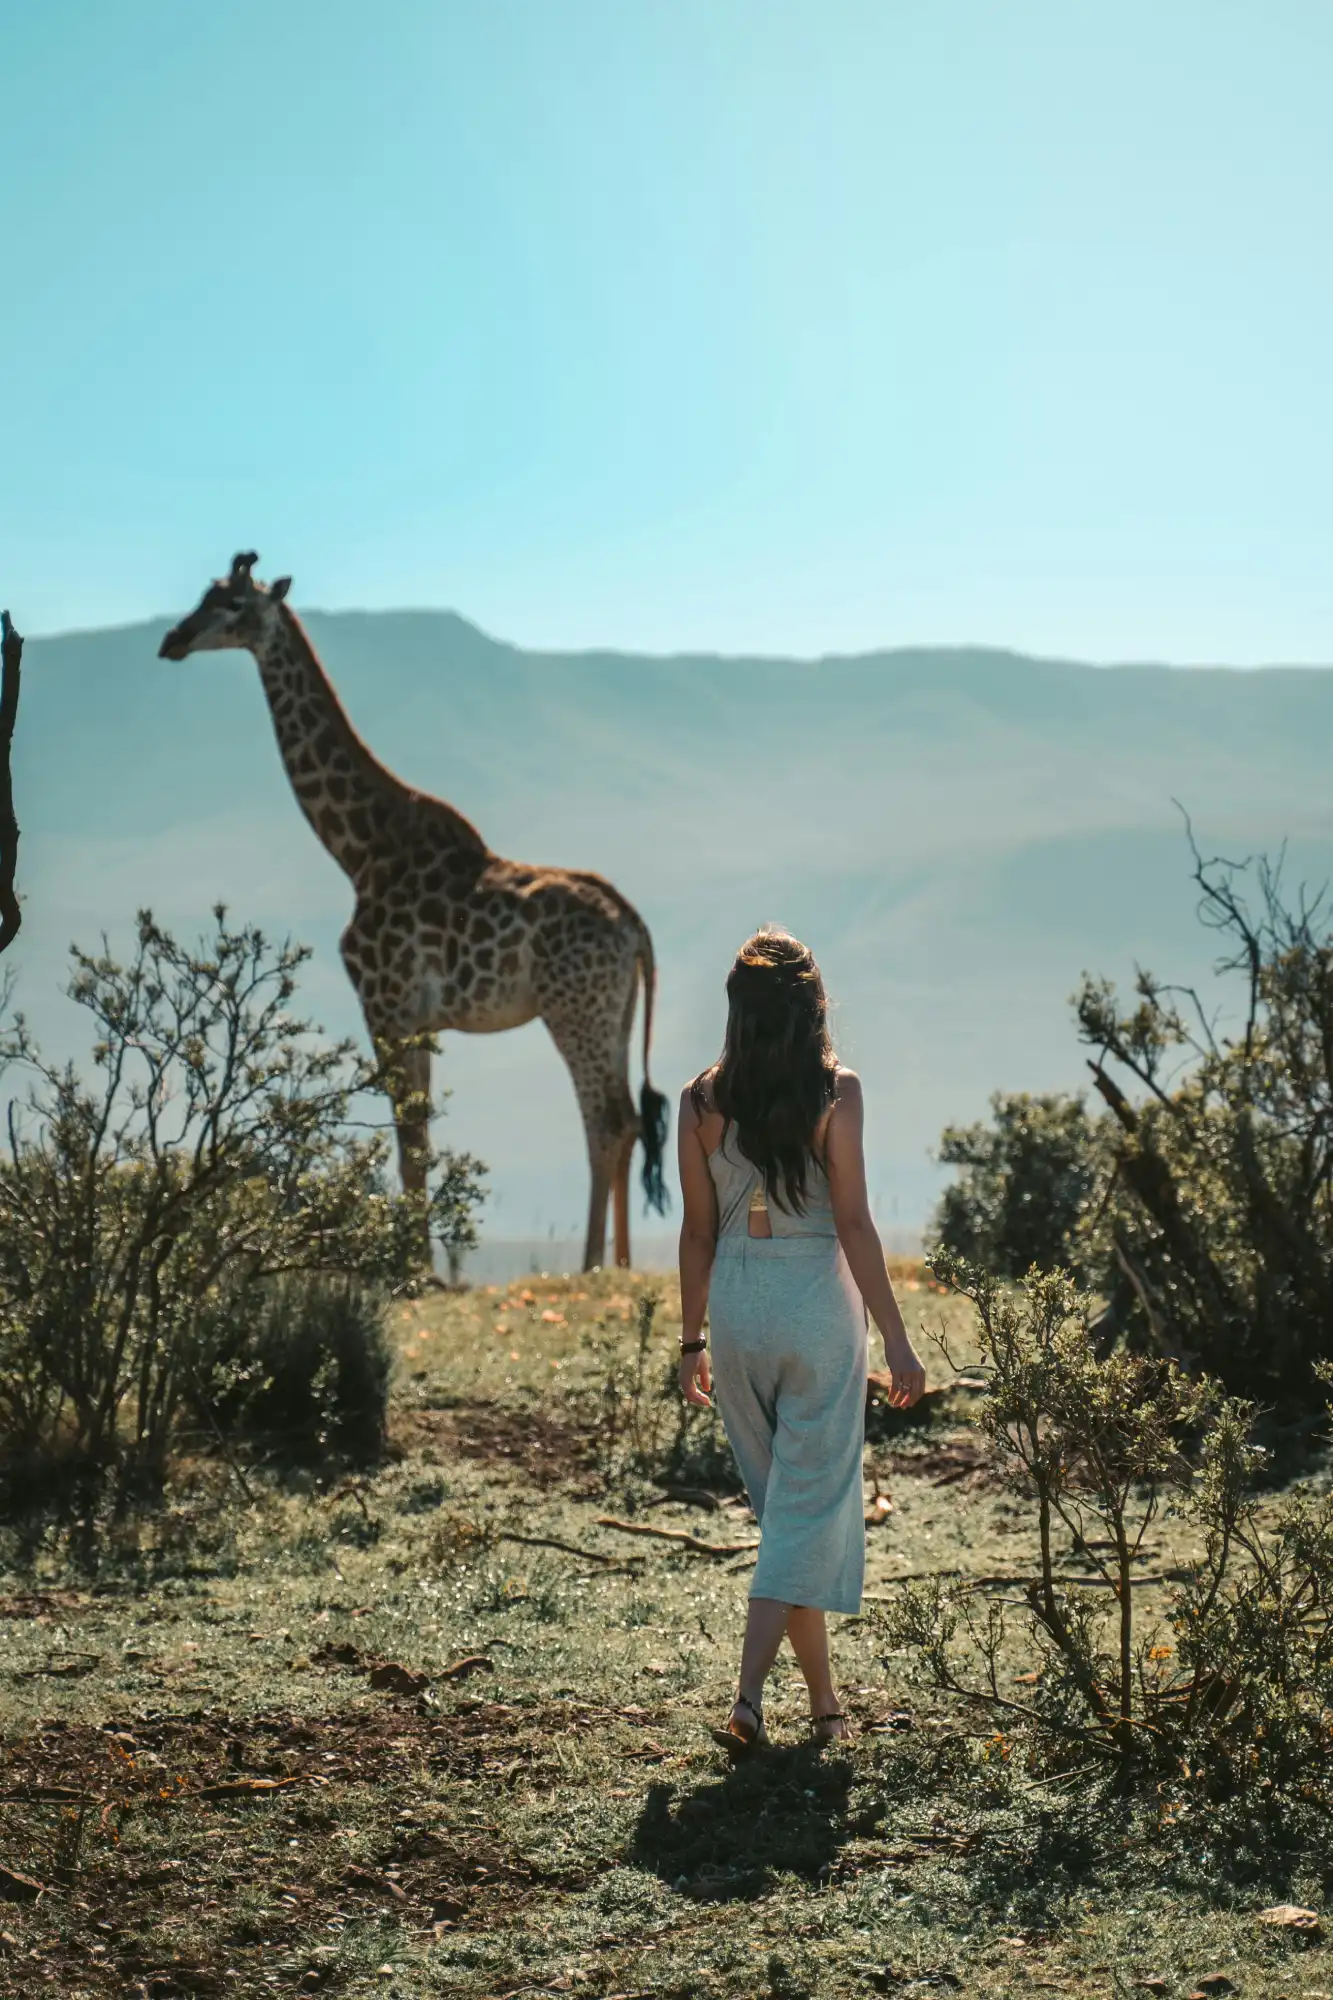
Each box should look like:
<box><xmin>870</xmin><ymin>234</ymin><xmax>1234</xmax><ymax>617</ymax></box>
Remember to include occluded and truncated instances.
<box><xmin>158</xmin><ymin>626</ymin><xmax>191</xmax><ymax>660</ymax></box>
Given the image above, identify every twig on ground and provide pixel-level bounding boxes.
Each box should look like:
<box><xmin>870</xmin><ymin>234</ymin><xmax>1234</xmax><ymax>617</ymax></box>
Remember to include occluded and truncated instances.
<box><xmin>595</xmin><ymin>1515</ymin><xmax>761</xmax><ymax>1557</ymax></box>
<box><xmin>497</xmin><ymin>1529</ymin><xmax>633</xmax><ymax>1566</ymax></box>
<box><xmin>0</xmin><ymin>1786</ymin><xmax>88</xmax><ymax>1803</ymax></box>
<box><xmin>645</xmin><ymin>1486</ymin><xmax>721</xmax><ymax>1512</ymax></box>
<box><xmin>863</xmin><ymin>1568</ymin><xmax>1171</xmax><ymax>1599</ymax></box>
<box><xmin>863</xmin><ymin>1571</ymin><xmax>964</xmax><ymax>1596</ymax></box>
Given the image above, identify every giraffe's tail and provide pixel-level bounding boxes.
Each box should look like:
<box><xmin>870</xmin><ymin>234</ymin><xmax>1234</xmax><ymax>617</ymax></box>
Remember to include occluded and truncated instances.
<box><xmin>636</xmin><ymin>928</ymin><xmax>670</xmax><ymax>1215</ymax></box>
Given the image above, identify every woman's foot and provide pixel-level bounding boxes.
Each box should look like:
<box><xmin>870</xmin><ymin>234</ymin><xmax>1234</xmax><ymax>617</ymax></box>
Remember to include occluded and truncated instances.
<box><xmin>810</xmin><ymin>1708</ymin><xmax>852</xmax><ymax>1745</ymax></box>
<box><xmin>710</xmin><ymin>1692</ymin><xmax>768</xmax><ymax>1758</ymax></box>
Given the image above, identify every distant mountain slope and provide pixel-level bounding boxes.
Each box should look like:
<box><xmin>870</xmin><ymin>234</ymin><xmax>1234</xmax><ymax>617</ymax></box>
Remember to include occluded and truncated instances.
<box><xmin>13</xmin><ymin>610</ymin><xmax>1333</xmax><ymax>1245</ymax></box>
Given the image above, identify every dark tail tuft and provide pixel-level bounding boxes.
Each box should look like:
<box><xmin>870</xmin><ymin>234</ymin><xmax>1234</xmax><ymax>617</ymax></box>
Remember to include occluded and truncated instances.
<box><xmin>640</xmin><ymin>1080</ymin><xmax>670</xmax><ymax>1215</ymax></box>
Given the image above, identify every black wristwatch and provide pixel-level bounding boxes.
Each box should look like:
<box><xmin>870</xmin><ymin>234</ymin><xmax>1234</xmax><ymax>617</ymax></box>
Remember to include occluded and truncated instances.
<box><xmin>679</xmin><ymin>1339</ymin><xmax>707</xmax><ymax>1355</ymax></box>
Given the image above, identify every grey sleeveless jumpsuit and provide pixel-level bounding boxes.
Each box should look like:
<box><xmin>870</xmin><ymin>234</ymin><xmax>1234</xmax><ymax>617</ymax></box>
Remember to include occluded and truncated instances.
<box><xmin>705</xmin><ymin>1128</ymin><xmax>870</xmax><ymax>1615</ymax></box>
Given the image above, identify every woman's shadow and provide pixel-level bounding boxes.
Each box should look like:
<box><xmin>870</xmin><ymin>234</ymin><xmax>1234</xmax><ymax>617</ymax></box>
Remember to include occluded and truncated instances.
<box><xmin>627</xmin><ymin>1740</ymin><xmax>858</xmax><ymax>1902</ymax></box>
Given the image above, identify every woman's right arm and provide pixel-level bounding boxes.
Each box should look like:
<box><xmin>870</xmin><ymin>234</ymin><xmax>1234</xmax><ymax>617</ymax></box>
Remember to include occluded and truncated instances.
<box><xmin>677</xmin><ymin>1084</ymin><xmax>718</xmax><ymax>1409</ymax></box>
<box><xmin>825</xmin><ymin>1072</ymin><xmax>927</xmax><ymax>1409</ymax></box>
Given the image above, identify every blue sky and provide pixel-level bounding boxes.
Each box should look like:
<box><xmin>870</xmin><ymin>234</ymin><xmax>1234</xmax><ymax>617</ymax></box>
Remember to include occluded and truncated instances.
<box><xmin>4</xmin><ymin>1</ymin><xmax>1333</xmax><ymax>660</ymax></box>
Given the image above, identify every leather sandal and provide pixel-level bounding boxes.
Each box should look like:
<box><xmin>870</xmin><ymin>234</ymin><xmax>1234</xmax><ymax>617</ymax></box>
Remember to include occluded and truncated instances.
<box><xmin>710</xmin><ymin>1693</ymin><xmax>768</xmax><ymax>1758</ymax></box>
<box><xmin>810</xmin><ymin>1709</ymin><xmax>852</xmax><ymax>1744</ymax></box>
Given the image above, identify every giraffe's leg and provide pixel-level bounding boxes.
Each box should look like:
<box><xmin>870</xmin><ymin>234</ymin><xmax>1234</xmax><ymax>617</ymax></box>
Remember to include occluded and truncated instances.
<box><xmin>544</xmin><ymin>1009</ymin><xmax>634</xmax><ymax>1273</ymax></box>
<box><xmin>389</xmin><ymin>1036</ymin><xmax>433</xmax><ymax>1205</ymax></box>
<box><xmin>584</xmin><ymin>1142</ymin><xmax>614</xmax><ymax>1274</ymax></box>
<box><xmin>369</xmin><ymin>1024</ymin><xmax>434</xmax><ymax>1264</ymax></box>
<box><xmin>611</xmin><ymin>1130</ymin><xmax>634</xmax><ymax>1269</ymax></box>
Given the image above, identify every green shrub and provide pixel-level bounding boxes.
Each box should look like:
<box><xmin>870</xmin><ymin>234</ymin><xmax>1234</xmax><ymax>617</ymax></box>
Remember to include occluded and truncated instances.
<box><xmin>0</xmin><ymin>907</ymin><xmax>445</xmax><ymax>1511</ymax></box>
<box><xmin>934</xmin><ymin>1091</ymin><xmax>1102</xmax><ymax>1279</ymax></box>
<box><xmin>881</xmin><ymin>1253</ymin><xmax>1333</xmax><ymax>1820</ymax></box>
<box><xmin>934</xmin><ymin>840</ymin><xmax>1333</xmax><ymax>1403</ymax></box>
<box><xmin>428</xmin><ymin>1150</ymin><xmax>488</xmax><ymax>1284</ymax></box>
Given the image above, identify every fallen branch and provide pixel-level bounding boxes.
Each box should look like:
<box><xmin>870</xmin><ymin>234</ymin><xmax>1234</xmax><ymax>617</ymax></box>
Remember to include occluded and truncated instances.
<box><xmin>197</xmin><ymin>1777</ymin><xmax>301</xmax><ymax>1800</ymax></box>
<box><xmin>863</xmin><ymin>1571</ymin><xmax>964</xmax><ymax>1597</ymax></box>
<box><xmin>863</xmin><ymin>1569</ymin><xmax>1171</xmax><ymax>1600</ymax></box>
<box><xmin>0</xmin><ymin>1786</ymin><xmax>87</xmax><ymax>1803</ymax></box>
<box><xmin>596</xmin><ymin>1515</ymin><xmax>760</xmax><ymax>1557</ymax></box>
<box><xmin>644</xmin><ymin>1486</ymin><xmax>721</xmax><ymax>1512</ymax></box>
<box><xmin>497</xmin><ymin>1529</ymin><xmax>634</xmax><ymax>1566</ymax></box>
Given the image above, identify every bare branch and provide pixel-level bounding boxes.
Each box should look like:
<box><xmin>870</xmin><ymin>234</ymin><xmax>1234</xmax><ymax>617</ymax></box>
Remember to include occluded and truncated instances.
<box><xmin>0</xmin><ymin>611</ymin><xmax>23</xmax><ymax>954</ymax></box>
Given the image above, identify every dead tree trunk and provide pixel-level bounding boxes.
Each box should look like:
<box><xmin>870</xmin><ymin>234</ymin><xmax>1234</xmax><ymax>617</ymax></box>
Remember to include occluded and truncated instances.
<box><xmin>0</xmin><ymin>610</ymin><xmax>22</xmax><ymax>954</ymax></box>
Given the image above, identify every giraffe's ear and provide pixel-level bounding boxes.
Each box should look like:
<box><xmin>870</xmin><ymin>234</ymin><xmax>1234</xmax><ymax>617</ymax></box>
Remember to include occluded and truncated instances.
<box><xmin>270</xmin><ymin>576</ymin><xmax>292</xmax><ymax>602</ymax></box>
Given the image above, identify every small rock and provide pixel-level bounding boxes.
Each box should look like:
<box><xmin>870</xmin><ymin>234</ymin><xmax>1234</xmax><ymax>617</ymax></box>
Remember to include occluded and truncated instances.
<box><xmin>440</xmin><ymin>1654</ymin><xmax>494</xmax><ymax>1681</ymax></box>
<box><xmin>1258</xmin><ymin>1904</ymin><xmax>1322</xmax><ymax>1936</ymax></box>
<box><xmin>314</xmin><ymin>1641</ymin><xmax>363</xmax><ymax>1667</ymax></box>
<box><xmin>0</xmin><ymin>1865</ymin><xmax>46</xmax><ymax>1903</ymax></box>
<box><xmin>344</xmin><ymin>1865</ymin><xmax>406</xmax><ymax>1902</ymax></box>
<box><xmin>368</xmin><ymin>1661</ymin><xmax>429</xmax><ymax>1695</ymax></box>
<box><xmin>1193</xmin><ymin>1981</ymin><xmax>1234</xmax><ymax>1998</ymax></box>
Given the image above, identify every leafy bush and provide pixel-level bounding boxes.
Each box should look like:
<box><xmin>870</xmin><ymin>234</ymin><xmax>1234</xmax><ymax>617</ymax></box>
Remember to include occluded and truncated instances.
<box><xmin>1075</xmin><ymin>844</ymin><xmax>1333</xmax><ymax>1399</ymax></box>
<box><xmin>881</xmin><ymin>1253</ymin><xmax>1333</xmax><ymax>1820</ymax></box>
<box><xmin>933</xmin><ymin>840</ymin><xmax>1333</xmax><ymax>1402</ymax></box>
<box><xmin>934</xmin><ymin>1091</ymin><xmax>1103</xmax><ymax>1279</ymax></box>
<box><xmin>0</xmin><ymin>908</ymin><xmax>449</xmax><ymax>1509</ymax></box>
<box><xmin>429</xmin><ymin>1150</ymin><xmax>488</xmax><ymax>1284</ymax></box>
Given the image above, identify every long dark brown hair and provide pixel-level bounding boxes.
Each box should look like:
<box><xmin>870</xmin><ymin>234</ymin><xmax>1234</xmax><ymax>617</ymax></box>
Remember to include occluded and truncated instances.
<box><xmin>694</xmin><ymin>926</ymin><xmax>838</xmax><ymax>1214</ymax></box>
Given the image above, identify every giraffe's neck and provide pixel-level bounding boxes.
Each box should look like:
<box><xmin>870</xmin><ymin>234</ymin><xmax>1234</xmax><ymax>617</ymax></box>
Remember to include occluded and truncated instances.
<box><xmin>250</xmin><ymin>608</ymin><xmax>485</xmax><ymax>884</ymax></box>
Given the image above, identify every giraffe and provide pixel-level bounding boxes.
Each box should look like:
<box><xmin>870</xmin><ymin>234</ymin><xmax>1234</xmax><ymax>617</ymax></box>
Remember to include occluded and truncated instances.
<box><xmin>158</xmin><ymin>552</ymin><xmax>669</xmax><ymax>1271</ymax></box>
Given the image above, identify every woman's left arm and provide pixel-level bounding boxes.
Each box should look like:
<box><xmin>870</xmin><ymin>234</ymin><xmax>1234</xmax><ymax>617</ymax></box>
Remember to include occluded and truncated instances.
<box><xmin>825</xmin><ymin>1073</ymin><xmax>927</xmax><ymax>1409</ymax></box>
<box><xmin>677</xmin><ymin>1085</ymin><xmax>717</xmax><ymax>1408</ymax></box>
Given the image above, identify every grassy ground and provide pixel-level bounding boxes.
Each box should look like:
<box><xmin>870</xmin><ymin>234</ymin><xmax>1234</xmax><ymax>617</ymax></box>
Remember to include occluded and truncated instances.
<box><xmin>1</xmin><ymin>1267</ymin><xmax>1330</xmax><ymax>1999</ymax></box>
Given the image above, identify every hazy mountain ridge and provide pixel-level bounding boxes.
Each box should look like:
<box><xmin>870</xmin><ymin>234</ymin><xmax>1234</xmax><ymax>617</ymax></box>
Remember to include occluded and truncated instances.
<box><xmin>13</xmin><ymin>610</ymin><xmax>1333</xmax><ymax>1246</ymax></box>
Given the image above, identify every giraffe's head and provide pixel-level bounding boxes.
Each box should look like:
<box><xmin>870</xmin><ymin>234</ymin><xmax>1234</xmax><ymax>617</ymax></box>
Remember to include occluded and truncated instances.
<box><xmin>158</xmin><ymin>552</ymin><xmax>292</xmax><ymax>660</ymax></box>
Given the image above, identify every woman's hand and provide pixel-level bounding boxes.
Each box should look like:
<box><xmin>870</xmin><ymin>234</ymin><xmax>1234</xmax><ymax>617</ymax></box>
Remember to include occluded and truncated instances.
<box><xmin>679</xmin><ymin>1347</ymin><xmax>712</xmax><ymax>1408</ymax></box>
<box><xmin>880</xmin><ymin>1337</ymin><xmax>927</xmax><ymax>1409</ymax></box>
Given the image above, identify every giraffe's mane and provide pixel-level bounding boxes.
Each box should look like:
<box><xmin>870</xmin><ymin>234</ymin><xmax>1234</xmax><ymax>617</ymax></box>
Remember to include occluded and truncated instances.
<box><xmin>277</xmin><ymin>602</ymin><xmax>488</xmax><ymax>856</ymax></box>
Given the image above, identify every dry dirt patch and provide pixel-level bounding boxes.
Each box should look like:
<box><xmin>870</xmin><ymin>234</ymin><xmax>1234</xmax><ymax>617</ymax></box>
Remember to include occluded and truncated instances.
<box><xmin>0</xmin><ymin>1695</ymin><xmax>651</xmax><ymax>1996</ymax></box>
<box><xmin>400</xmin><ymin>1397</ymin><xmax>597</xmax><ymax>1490</ymax></box>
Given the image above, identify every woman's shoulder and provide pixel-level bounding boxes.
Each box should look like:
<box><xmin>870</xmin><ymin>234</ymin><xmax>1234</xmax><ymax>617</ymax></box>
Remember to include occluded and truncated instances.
<box><xmin>680</xmin><ymin>1066</ymin><xmax>720</xmax><ymax>1119</ymax></box>
<box><xmin>832</xmin><ymin>1065</ymin><xmax>862</xmax><ymax>1103</ymax></box>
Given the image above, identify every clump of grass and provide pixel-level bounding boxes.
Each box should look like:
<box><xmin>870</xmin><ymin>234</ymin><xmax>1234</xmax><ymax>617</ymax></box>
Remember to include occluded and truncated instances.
<box><xmin>200</xmin><ymin>1275</ymin><xmax>392</xmax><ymax>1466</ymax></box>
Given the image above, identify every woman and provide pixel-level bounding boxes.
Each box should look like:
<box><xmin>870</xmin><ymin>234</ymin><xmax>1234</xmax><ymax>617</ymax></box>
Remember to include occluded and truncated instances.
<box><xmin>677</xmin><ymin>926</ymin><xmax>926</xmax><ymax>1751</ymax></box>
